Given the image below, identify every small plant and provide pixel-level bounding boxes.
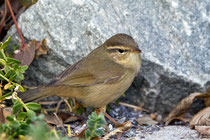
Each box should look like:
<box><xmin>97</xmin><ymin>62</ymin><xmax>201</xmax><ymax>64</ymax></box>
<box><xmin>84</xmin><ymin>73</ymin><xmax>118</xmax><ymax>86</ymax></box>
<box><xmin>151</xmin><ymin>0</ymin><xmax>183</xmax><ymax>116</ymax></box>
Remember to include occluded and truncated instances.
<box><xmin>0</xmin><ymin>36</ymin><xmax>27</xmax><ymax>101</ymax></box>
<box><xmin>85</xmin><ymin>112</ymin><xmax>106</xmax><ymax>140</ymax></box>
<box><xmin>0</xmin><ymin>37</ymin><xmax>68</xmax><ymax>140</ymax></box>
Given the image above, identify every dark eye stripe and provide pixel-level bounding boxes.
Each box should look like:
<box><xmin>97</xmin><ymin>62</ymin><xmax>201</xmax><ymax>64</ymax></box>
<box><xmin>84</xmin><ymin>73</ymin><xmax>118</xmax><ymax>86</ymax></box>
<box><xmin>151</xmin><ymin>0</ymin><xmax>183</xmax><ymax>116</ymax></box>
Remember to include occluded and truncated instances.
<box><xmin>107</xmin><ymin>48</ymin><xmax>129</xmax><ymax>53</ymax></box>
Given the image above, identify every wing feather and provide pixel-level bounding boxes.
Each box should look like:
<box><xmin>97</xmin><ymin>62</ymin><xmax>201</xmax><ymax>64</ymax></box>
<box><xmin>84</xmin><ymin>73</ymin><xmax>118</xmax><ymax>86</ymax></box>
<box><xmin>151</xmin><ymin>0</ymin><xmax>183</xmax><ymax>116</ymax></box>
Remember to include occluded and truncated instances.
<box><xmin>47</xmin><ymin>50</ymin><xmax>125</xmax><ymax>87</ymax></box>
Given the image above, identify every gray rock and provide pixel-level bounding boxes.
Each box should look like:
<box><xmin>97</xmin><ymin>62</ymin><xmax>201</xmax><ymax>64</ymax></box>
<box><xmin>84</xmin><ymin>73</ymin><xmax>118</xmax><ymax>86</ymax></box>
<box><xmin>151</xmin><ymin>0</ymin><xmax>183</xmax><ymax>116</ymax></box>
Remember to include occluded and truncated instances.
<box><xmin>7</xmin><ymin>0</ymin><xmax>210</xmax><ymax>114</ymax></box>
<box><xmin>129</xmin><ymin>126</ymin><xmax>207</xmax><ymax>140</ymax></box>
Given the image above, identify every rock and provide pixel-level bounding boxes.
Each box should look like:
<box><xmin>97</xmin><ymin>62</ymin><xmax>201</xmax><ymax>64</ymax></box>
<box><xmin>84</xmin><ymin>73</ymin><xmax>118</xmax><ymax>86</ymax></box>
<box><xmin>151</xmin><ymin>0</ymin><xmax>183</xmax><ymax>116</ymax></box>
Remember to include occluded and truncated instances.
<box><xmin>129</xmin><ymin>125</ymin><xmax>207</xmax><ymax>140</ymax></box>
<box><xmin>7</xmin><ymin>0</ymin><xmax>210</xmax><ymax>114</ymax></box>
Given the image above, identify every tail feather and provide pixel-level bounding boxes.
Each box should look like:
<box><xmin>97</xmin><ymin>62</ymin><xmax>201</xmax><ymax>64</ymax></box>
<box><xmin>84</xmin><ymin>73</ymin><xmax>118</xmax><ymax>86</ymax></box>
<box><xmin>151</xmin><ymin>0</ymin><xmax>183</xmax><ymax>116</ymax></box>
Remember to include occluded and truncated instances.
<box><xmin>18</xmin><ymin>87</ymin><xmax>49</xmax><ymax>102</ymax></box>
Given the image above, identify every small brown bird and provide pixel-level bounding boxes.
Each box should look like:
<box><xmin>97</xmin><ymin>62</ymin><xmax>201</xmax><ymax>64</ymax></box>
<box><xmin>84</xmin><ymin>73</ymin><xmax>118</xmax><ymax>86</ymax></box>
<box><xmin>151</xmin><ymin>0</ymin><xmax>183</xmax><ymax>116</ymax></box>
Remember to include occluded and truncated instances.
<box><xmin>19</xmin><ymin>33</ymin><xmax>142</xmax><ymax>109</ymax></box>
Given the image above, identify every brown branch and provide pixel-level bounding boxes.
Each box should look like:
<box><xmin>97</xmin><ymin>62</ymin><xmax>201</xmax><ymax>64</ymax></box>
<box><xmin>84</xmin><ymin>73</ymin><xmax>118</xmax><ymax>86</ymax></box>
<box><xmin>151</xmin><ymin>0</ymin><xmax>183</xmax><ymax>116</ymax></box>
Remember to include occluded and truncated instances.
<box><xmin>5</xmin><ymin>0</ymin><xmax>25</xmax><ymax>49</ymax></box>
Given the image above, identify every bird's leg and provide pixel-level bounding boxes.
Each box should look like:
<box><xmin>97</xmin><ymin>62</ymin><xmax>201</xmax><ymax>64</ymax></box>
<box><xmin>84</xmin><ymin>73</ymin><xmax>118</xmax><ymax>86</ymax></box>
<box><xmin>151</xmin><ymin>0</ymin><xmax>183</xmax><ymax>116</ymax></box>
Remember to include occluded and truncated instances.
<box><xmin>56</xmin><ymin>98</ymin><xmax>81</xmax><ymax>114</ymax></box>
<box><xmin>55</xmin><ymin>97</ymin><xmax>65</xmax><ymax>114</ymax></box>
<box><xmin>104</xmin><ymin>112</ymin><xmax>120</xmax><ymax>127</ymax></box>
<box><xmin>72</xmin><ymin>98</ymin><xmax>80</xmax><ymax>112</ymax></box>
<box><xmin>96</xmin><ymin>106</ymin><xmax>133</xmax><ymax>129</ymax></box>
<box><xmin>95</xmin><ymin>106</ymin><xmax>120</xmax><ymax>127</ymax></box>
<box><xmin>96</xmin><ymin>107</ymin><xmax>132</xmax><ymax>139</ymax></box>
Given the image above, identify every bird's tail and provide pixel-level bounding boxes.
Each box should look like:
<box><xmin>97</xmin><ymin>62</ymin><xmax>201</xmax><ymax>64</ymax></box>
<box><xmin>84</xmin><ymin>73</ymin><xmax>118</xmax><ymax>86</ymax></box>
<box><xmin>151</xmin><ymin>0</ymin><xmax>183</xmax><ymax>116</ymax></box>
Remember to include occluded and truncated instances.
<box><xmin>18</xmin><ymin>86</ymin><xmax>50</xmax><ymax>102</ymax></box>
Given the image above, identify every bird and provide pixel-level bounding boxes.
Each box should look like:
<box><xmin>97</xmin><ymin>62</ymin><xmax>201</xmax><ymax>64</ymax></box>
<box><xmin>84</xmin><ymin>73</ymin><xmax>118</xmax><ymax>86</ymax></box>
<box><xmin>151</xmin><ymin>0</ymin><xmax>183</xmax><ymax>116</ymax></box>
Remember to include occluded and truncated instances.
<box><xmin>19</xmin><ymin>33</ymin><xmax>142</xmax><ymax>113</ymax></box>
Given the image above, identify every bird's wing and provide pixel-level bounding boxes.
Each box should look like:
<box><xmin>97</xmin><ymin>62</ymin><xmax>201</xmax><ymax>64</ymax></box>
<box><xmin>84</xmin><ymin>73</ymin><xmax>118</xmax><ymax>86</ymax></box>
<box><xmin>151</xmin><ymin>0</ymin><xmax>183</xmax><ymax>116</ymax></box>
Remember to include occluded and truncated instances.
<box><xmin>47</xmin><ymin>59</ymin><xmax>82</xmax><ymax>86</ymax></box>
<box><xmin>47</xmin><ymin>57</ymin><xmax>125</xmax><ymax>87</ymax></box>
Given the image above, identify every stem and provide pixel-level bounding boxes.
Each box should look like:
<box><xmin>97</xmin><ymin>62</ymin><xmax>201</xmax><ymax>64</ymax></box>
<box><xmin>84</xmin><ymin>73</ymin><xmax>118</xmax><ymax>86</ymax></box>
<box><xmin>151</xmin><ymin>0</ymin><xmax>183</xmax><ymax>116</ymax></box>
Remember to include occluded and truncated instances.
<box><xmin>0</xmin><ymin>92</ymin><xmax>12</xmax><ymax>101</ymax></box>
<box><xmin>0</xmin><ymin>73</ymin><xmax>21</xmax><ymax>87</ymax></box>
<box><xmin>0</xmin><ymin>73</ymin><xmax>11</xmax><ymax>82</ymax></box>
<box><xmin>87</xmin><ymin>123</ymin><xmax>97</xmax><ymax>140</ymax></box>
<box><xmin>6</xmin><ymin>0</ymin><xmax>25</xmax><ymax>50</ymax></box>
<box><xmin>52</xmin><ymin>129</ymin><xmax>59</xmax><ymax>139</ymax></box>
<box><xmin>1</xmin><ymin>49</ymin><xmax>7</xmax><ymax>61</ymax></box>
<box><xmin>15</xmin><ymin>94</ymin><xmax>29</xmax><ymax>112</ymax></box>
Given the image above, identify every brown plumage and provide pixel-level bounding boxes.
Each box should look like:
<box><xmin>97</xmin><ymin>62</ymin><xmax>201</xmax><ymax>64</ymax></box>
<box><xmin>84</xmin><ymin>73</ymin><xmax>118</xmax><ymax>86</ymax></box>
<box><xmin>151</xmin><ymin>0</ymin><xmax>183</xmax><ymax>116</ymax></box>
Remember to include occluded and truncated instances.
<box><xmin>19</xmin><ymin>33</ymin><xmax>142</xmax><ymax>108</ymax></box>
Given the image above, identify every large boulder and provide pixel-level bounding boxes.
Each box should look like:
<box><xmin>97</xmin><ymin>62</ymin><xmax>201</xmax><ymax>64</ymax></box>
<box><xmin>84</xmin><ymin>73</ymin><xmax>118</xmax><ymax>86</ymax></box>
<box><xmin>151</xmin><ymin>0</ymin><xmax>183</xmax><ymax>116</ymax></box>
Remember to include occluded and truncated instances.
<box><xmin>7</xmin><ymin>0</ymin><xmax>210</xmax><ymax>114</ymax></box>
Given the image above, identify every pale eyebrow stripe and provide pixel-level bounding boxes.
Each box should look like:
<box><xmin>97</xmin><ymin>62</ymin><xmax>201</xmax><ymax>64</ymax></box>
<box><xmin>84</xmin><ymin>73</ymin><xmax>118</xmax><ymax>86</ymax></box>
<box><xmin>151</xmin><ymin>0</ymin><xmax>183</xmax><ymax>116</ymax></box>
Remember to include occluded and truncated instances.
<box><xmin>106</xmin><ymin>46</ymin><xmax>131</xmax><ymax>50</ymax></box>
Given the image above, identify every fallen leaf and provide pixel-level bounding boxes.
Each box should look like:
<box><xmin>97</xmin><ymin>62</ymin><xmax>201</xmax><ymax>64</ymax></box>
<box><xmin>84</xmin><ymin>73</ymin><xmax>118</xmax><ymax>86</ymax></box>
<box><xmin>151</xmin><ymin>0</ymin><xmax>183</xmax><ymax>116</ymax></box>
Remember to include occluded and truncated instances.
<box><xmin>164</xmin><ymin>88</ymin><xmax>210</xmax><ymax>125</ymax></box>
<box><xmin>136</xmin><ymin>116</ymin><xmax>158</xmax><ymax>125</ymax></box>
<box><xmin>204</xmin><ymin>88</ymin><xmax>210</xmax><ymax>107</ymax></box>
<box><xmin>0</xmin><ymin>105</ymin><xmax>12</xmax><ymax>124</ymax></box>
<box><xmin>4</xmin><ymin>82</ymin><xmax>11</xmax><ymax>90</ymax></box>
<box><xmin>103</xmin><ymin>121</ymin><xmax>132</xmax><ymax>140</ymax></box>
<box><xmin>13</xmin><ymin>39</ymin><xmax>48</xmax><ymax>66</ymax></box>
<box><xmin>35</xmin><ymin>38</ymin><xmax>49</xmax><ymax>58</ymax></box>
<box><xmin>13</xmin><ymin>40</ymin><xmax>36</xmax><ymax>66</ymax></box>
<box><xmin>44</xmin><ymin>113</ymin><xmax>64</xmax><ymax>127</ymax></box>
<box><xmin>164</xmin><ymin>92</ymin><xmax>203</xmax><ymax>125</ymax></box>
<box><xmin>63</xmin><ymin>115</ymin><xmax>80</xmax><ymax>123</ymax></box>
<box><xmin>194</xmin><ymin>126</ymin><xmax>210</xmax><ymax>138</ymax></box>
<box><xmin>190</xmin><ymin>107</ymin><xmax>210</xmax><ymax>128</ymax></box>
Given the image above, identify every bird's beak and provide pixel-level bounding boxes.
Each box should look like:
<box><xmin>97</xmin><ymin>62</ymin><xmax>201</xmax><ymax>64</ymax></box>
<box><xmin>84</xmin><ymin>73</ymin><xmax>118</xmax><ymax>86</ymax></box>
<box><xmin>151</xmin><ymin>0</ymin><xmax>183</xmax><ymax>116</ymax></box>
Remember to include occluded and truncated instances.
<box><xmin>131</xmin><ymin>48</ymin><xmax>142</xmax><ymax>53</ymax></box>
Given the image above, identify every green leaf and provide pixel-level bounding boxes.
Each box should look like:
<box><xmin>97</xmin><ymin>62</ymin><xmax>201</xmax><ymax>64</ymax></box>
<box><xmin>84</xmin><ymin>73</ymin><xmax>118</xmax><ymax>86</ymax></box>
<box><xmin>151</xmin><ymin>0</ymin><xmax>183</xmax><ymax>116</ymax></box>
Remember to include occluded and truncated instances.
<box><xmin>85</xmin><ymin>112</ymin><xmax>105</xmax><ymax>140</ymax></box>
<box><xmin>37</xmin><ymin>114</ymin><xmax>45</xmax><ymax>120</ymax></box>
<box><xmin>20</xmin><ymin>65</ymin><xmax>28</xmax><ymax>73</ymax></box>
<box><xmin>13</xmin><ymin>100</ymin><xmax>23</xmax><ymax>114</ymax></box>
<box><xmin>88</xmin><ymin>112</ymin><xmax>97</xmax><ymax>120</ymax></box>
<box><xmin>17</xmin><ymin>112</ymin><xmax>27</xmax><ymax>120</ymax></box>
<box><xmin>18</xmin><ymin>85</ymin><xmax>25</xmax><ymax>92</ymax></box>
<box><xmin>98</xmin><ymin>113</ymin><xmax>105</xmax><ymax>118</ymax></box>
<box><xmin>0</xmin><ymin>49</ymin><xmax>4</xmax><ymax>59</ymax></box>
<box><xmin>0</xmin><ymin>50</ymin><xmax>3</xmax><ymax>59</ymax></box>
<box><xmin>0</xmin><ymin>70</ymin><xmax>5</xmax><ymax>81</ymax></box>
<box><xmin>11</xmin><ymin>121</ymin><xmax>20</xmax><ymax>129</ymax></box>
<box><xmin>7</xmin><ymin>57</ymin><xmax>21</xmax><ymax>65</ymax></box>
<box><xmin>97</xmin><ymin>119</ymin><xmax>105</xmax><ymax>127</ymax></box>
<box><xmin>0</xmin><ymin>36</ymin><xmax>11</xmax><ymax>50</ymax></box>
<box><xmin>87</xmin><ymin>120</ymin><xmax>94</xmax><ymax>129</ymax></box>
<box><xmin>0</xmin><ymin>59</ymin><xmax>6</xmax><ymax>66</ymax></box>
<box><xmin>13</xmin><ymin>63</ymin><xmax>19</xmax><ymax>70</ymax></box>
<box><xmin>85</xmin><ymin>129</ymin><xmax>91</xmax><ymax>139</ymax></box>
<box><xmin>15</xmin><ymin>71</ymin><xmax>24</xmax><ymax>82</ymax></box>
<box><xmin>9</xmin><ymin>73</ymin><xmax>17</xmax><ymax>81</ymax></box>
<box><xmin>19</xmin><ymin>129</ymin><xmax>28</xmax><ymax>135</ymax></box>
<box><xmin>4</xmin><ymin>69</ymin><xmax>15</xmax><ymax>79</ymax></box>
<box><xmin>95</xmin><ymin>129</ymin><xmax>104</xmax><ymax>136</ymax></box>
<box><xmin>27</xmin><ymin>110</ymin><xmax>37</xmax><ymax>121</ymax></box>
<box><xmin>4</xmin><ymin>65</ymin><xmax>11</xmax><ymax>74</ymax></box>
<box><xmin>25</xmin><ymin>118</ymin><xmax>32</xmax><ymax>124</ymax></box>
<box><xmin>6</xmin><ymin>115</ymin><xmax>15</xmax><ymax>122</ymax></box>
<box><xmin>26</xmin><ymin>102</ymin><xmax>41</xmax><ymax>111</ymax></box>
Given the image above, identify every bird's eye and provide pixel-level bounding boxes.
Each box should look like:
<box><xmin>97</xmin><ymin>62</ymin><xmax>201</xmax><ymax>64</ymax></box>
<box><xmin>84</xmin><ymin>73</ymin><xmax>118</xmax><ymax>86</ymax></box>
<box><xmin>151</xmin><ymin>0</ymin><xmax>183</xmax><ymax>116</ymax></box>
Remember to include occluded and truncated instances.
<box><xmin>118</xmin><ymin>49</ymin><xmax>124</xmax><ymax>53</ymax></box>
